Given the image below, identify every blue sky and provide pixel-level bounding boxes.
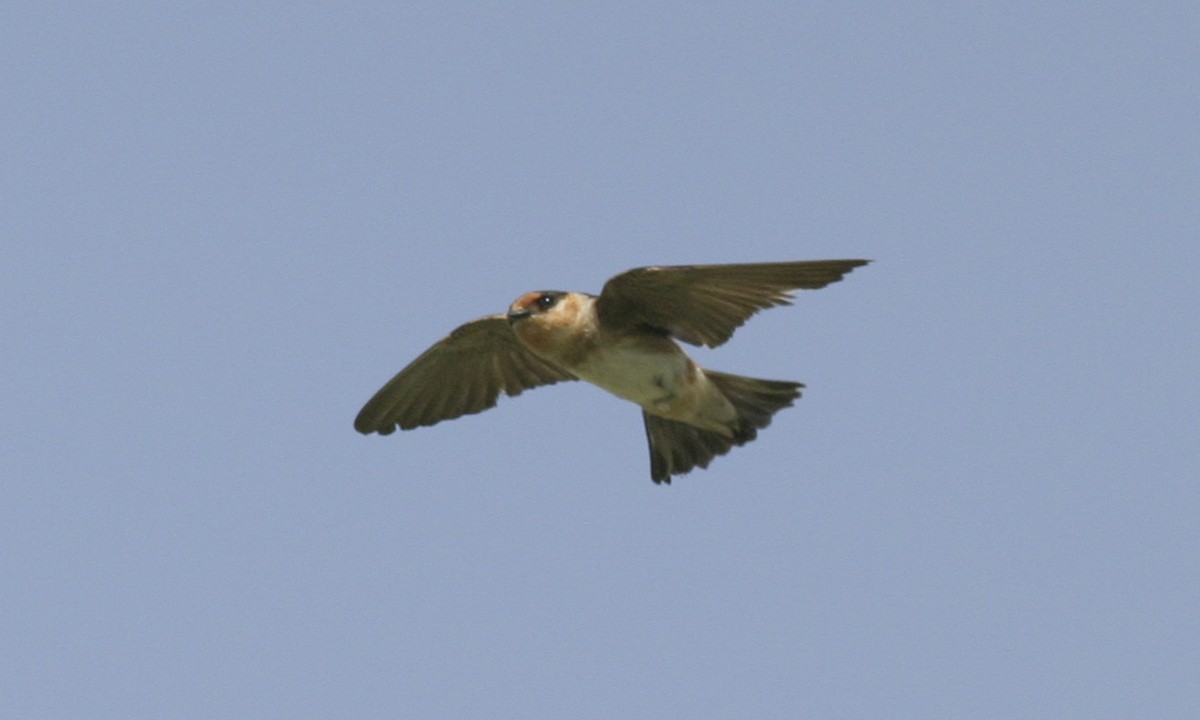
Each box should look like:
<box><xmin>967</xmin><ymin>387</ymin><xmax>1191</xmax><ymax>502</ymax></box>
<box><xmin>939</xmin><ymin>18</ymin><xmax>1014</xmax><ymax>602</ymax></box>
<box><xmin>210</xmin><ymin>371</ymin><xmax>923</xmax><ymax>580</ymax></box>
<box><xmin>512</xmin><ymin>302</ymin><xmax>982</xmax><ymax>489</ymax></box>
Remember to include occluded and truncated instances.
<box><xmin>4</xmin><ymin>2</ymin><xmax>1198</xmax><ymax>718</ymax></box>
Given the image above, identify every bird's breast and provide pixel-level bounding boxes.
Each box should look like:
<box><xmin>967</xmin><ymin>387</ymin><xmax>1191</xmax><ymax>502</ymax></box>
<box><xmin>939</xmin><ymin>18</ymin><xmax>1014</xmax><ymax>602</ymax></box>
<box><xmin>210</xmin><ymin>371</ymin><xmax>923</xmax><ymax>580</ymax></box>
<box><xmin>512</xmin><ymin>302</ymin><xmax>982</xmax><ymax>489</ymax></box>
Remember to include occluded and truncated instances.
<box><xmin>570</xmin><ymin>335</ymin><xmax>697</xmax><ymax>409</ymax></box>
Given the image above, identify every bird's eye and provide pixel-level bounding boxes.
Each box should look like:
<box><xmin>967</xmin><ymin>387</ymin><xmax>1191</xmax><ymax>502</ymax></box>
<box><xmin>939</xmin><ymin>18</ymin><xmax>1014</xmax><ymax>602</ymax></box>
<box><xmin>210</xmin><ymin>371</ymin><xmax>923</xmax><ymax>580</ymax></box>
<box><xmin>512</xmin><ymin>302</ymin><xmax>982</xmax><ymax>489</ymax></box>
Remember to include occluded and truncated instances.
<box><xmin>536</xmin><ymin>294</ymin><xmax>558</xmax><ymax>310</ymax></box>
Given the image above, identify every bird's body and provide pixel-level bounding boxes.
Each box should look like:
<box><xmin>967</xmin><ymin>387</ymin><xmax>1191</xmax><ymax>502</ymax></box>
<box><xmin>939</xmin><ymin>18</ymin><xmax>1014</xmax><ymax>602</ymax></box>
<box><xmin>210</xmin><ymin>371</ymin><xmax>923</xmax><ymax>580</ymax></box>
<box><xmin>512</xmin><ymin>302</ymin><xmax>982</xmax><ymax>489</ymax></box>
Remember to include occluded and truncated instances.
<box><xmin>508</xmin><ymin>291</ymin><xmax>736</xmax><ymax>433</ymax></box>
<box><xmin>355</xmin><ymin>259</ymin><xmax>868</xmax><ymax>483</ymax></box>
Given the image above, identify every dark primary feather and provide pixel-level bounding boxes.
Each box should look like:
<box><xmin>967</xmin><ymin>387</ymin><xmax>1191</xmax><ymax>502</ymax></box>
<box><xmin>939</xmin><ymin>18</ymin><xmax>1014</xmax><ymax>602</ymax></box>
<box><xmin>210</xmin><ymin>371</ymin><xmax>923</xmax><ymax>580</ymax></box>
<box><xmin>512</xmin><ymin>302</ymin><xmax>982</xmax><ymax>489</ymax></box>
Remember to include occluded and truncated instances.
<box><xmin>596</xmin><ymin>259</ymin><xmax>869</xmax><ymax>347</ymax></box>
<box><xmin>354</xmin><ymin>315</ymin><xmax>576</xmax><ymax>434</ymax></box>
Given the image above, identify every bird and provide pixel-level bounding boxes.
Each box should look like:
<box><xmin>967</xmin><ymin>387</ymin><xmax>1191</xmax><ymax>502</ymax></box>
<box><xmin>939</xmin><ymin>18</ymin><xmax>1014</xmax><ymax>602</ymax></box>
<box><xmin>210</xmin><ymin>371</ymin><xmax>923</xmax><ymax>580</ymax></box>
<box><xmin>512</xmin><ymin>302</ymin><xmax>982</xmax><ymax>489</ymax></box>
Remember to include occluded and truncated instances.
<box><xmin>354</xmin><ymin>259</ymin><xmax>869</xmax><ymax>483</ymax></box>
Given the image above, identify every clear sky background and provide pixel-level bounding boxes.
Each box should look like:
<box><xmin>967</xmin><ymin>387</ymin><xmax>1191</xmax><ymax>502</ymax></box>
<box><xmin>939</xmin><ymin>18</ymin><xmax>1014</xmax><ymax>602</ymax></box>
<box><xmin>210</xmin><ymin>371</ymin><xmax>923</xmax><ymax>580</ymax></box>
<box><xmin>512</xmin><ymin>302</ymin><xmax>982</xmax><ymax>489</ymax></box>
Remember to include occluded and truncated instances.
<box><xmin>4</xmin><ymin>2</ymin><xmax>1198</xmax><ymax>718</ymax></box>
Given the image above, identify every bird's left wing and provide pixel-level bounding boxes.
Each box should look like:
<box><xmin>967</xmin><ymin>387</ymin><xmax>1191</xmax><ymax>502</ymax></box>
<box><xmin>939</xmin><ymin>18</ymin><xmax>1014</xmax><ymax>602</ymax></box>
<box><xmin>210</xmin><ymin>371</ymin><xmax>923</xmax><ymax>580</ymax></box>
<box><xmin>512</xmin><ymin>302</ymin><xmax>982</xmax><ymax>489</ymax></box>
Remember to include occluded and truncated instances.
<box><xmin>354</xmin><ymin>315</ymin><xmax>576</xmax><ymax>434</ymax></box>
<box><xmin>596</xmin><ymin>259</ymin><xmax>869</xmax><ymax>347</ymax></box>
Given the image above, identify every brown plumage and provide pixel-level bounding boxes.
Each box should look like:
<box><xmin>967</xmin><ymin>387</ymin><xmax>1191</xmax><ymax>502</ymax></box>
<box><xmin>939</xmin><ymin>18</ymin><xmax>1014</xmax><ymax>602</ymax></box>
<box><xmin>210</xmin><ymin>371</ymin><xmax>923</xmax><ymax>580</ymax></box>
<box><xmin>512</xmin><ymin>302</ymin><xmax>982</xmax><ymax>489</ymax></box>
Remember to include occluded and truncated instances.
<box><xmin>355</xmin><ymin>259</ymin><xmax>869</xmax><ymax>483</ymax></box>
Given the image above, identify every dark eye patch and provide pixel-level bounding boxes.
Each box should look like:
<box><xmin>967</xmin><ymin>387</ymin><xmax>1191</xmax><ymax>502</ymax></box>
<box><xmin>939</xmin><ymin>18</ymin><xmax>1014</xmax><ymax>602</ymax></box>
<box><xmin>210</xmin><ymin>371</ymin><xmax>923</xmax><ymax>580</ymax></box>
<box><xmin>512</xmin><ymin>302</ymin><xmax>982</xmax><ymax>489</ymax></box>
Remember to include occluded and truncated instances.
<box><xmin>536</xmin><ymin>294</ymin><xmax>558</xmax><ymax>310</ymax></box>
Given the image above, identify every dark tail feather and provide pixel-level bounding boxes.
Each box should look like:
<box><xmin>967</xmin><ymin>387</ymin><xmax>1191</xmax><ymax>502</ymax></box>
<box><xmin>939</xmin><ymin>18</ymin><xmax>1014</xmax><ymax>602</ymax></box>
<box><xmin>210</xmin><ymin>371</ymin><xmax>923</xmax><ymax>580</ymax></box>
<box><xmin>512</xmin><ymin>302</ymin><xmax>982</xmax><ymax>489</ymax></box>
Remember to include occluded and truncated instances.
<box><xmin>705</xmin><ymin>370</ymin><xmax>803</xmax><ymax>442</ymax></box>
<box><xmin>643</xmin><ymin>372</ymin><xmax>803</xmax><ymax>483</ymax></box>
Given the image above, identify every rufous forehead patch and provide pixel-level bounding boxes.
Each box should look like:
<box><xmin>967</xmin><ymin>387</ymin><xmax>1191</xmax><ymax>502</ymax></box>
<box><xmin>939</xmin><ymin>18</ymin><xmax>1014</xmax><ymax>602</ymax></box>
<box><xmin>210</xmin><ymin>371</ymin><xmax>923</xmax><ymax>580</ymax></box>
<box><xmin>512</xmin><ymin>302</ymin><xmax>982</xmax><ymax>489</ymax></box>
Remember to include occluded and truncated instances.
<box><xmin>512</xmin><ymin>291</ymin><xmax>543</xmax><ymax>311</ymax></box>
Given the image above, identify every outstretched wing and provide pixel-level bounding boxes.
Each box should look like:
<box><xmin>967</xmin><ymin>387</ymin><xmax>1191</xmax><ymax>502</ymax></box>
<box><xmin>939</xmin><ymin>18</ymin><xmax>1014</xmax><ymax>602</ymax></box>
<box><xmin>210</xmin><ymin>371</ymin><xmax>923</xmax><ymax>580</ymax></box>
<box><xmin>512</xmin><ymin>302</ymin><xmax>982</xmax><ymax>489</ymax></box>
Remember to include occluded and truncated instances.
<box><xmin>596</xmin><ymin>259</ymin><xmax>869</xmax><ymax>347</ymax></box>
<box><xmin>354</xmin><ymin>315</ymin><xmax>576</xmax><ymax>434</ymax></box>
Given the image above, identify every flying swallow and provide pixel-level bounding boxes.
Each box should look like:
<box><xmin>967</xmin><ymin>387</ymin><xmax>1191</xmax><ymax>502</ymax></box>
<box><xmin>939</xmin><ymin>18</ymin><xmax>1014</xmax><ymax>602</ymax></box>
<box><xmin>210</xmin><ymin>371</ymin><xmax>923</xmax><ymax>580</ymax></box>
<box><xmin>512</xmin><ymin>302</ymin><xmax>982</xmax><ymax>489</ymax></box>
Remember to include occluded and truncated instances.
<box><xmin>355</xmin><ymin>259</ymin><xmax>869</xmax><ymax>483</ymax></box>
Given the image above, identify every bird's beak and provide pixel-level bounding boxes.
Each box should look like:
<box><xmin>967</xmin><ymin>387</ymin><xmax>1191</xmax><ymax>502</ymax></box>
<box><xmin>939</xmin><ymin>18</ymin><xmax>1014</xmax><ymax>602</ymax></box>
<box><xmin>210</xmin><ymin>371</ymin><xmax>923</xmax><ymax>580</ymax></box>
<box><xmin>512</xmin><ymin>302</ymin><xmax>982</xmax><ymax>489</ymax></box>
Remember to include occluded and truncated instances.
<box><xmin>507</xmin><ymin>306</ymin><xmax>531</xmax><ymax>324</ymax></box>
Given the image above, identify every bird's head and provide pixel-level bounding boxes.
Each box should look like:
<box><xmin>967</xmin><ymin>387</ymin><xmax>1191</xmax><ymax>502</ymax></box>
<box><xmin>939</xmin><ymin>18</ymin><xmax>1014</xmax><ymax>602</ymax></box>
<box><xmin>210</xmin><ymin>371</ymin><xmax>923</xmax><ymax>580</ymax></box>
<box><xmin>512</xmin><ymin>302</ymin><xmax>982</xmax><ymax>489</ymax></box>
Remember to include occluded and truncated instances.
<box><xmin>507</xmin><ymin>290</ymin><xmax>567</xmax><ymax>325</ymax></box>
<box><xmin>506</xmin><ymin>291</ymin><xmax>593</xmax><ymax>361</ymax></box>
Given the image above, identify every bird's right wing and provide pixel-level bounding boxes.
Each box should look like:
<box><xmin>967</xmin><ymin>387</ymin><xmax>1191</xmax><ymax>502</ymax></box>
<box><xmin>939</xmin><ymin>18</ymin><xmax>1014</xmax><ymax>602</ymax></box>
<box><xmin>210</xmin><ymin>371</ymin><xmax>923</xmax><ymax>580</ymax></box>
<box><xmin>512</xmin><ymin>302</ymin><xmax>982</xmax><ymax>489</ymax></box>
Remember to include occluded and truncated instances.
<box><xmin>354</xmin><ymin>315</ymin><xmax>577</xmax><ymax>434</ymax></box>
